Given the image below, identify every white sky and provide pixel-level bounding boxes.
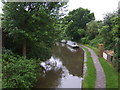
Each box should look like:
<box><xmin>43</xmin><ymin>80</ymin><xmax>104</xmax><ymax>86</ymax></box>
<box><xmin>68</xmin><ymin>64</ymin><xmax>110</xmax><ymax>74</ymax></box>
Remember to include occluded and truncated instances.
<box><xmin>67</xmin><ymin>0</ymin><xmax>120</xmax><ymax>20</ymax></box>
<box><xmin>0</xmin><ymin>2</ymin><xmax>2</xmax><ymax>14</ymax></box>
<box><xmin>0</xmin><ymin>0</ymin><xmax>120</xmax><ymax>20</ymax></box>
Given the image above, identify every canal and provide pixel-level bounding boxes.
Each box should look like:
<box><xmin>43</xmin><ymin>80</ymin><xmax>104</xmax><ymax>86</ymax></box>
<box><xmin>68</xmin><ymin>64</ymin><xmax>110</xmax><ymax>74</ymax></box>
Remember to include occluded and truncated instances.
<box><xmin>35</xmin><ymin>43</ymin><xmax>84</xmax><ymax>88</ymax></box>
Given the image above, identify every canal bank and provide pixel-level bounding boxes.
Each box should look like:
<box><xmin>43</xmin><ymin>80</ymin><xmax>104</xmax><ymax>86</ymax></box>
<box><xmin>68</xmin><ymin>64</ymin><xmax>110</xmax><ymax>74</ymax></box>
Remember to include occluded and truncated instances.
<box><xmin>79</xmin><ymin>46</ymin><xmax>87</xmax><ymax>88</ymax></box>
<box><xmin>80</xmin><ymin>45</ymin><xmax>96</xmax><ymax>88</ymax></box>
<box><xmin>85</xmin><ymin>45</ymin><xmax>119</xmax><ymax>88</ymax></box>
<box><xmin>35</xmin><ymin>43</ymin><xmax>84</xmax><ymax>88</ymax></box>
<box><xmin>81</xmin><ymin>45</ymin><xmax>106</xmax><ymax>88</ymax></box>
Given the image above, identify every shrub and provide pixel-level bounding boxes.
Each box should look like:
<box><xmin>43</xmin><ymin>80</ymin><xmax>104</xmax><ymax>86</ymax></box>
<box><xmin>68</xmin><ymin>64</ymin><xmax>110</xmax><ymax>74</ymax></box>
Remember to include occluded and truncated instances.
<box><xmin>89</xmin><ymin>35</ymin><xmax>102</xmax><ymax>48</ymax></box>
<box><xmin>81</xmin><ymin>37</ymin><xmax>89</xmax><ymax>44</ymax></box>
<box><xmin>2</xmin><ymin>49</ymin><xmax>42</xmax><ymax>88</ymax></box>
<box><xmin>28</xmin><ymin>43</ymin><xmax>51</xmax><ymax>61</ymax></box>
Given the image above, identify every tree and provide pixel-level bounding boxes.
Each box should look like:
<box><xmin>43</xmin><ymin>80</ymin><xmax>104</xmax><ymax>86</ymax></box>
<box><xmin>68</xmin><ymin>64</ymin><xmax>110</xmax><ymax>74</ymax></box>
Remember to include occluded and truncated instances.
<box><xmin>86</xmin><ymin>20</ymin><xmax>99</xmax><ymax>40</ymax></box>
<box><xmin>2</xmin><ymin>2</ymin><xmax>66</xmax><ymax>59</ymax></box>
<box><xmin>2</xmin><ymin>2</ymin><xmax>68</xmax><ymax>88</ymax></box>
<box><xmin>99</xmin><ymin>12</ymin><xmax>119</xmax><ymax>49</ymax></box>
<box><xmin>64</xmin><ymin>7</ymin><xmax>95</xmax><ymax>41</ymax></box>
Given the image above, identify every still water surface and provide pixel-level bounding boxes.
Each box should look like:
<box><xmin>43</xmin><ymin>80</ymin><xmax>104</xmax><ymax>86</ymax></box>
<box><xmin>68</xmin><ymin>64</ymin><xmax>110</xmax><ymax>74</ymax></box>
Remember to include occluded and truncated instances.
<box><xmin>36</xmin><ymin>43</ymin><xmax>84</xmax><ymax>88</ymax></box>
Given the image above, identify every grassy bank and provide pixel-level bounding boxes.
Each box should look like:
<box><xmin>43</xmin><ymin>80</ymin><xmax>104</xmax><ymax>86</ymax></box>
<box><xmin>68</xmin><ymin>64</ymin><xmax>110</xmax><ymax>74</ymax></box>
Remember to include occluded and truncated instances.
<box><xmin>81</xmin><ymin>46</ymin><xmax>96</xmax><ymax>88</ymax></box>
<box><xmin>99</xmin><ymin>58</ymin><xmax>119</xmax><ymax>88</ymax></box>
<box><xmin>84</xmin><ymin>45</ymin><xmax>119</xmax><ymax>88</ymax></box>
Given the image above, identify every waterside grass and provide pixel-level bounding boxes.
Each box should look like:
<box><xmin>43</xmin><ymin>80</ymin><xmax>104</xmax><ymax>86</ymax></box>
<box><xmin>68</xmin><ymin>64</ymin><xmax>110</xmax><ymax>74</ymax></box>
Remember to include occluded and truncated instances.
<box><xmin>84</xmin><ymin>45</ymin><xmax>119</xmax><ymax>88</ymax></box>
<box><xmin>81</xmin><ymin>46</ymin><xmax>96</xmax><ymax>88</ymax></box>
<box><xmin>99</xmin><ymin>58</ymin><xmax>119</xmax><ymax>88</ymax></box>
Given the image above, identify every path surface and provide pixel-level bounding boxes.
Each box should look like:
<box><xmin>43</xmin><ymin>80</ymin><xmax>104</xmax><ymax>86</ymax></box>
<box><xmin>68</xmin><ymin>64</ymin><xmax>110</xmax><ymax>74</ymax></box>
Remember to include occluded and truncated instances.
<box><xmin>82</xmin><ymin>45</ymin><xmax>106</xmax><ymax>88</ymax></box>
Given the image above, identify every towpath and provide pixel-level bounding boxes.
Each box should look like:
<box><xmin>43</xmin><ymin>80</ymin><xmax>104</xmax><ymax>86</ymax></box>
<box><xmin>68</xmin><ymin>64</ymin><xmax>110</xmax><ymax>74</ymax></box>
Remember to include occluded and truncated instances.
<box><xmin>82</xmin><ymin>45</ymin><xmax>106</xmax><ymax>88</ymax></box>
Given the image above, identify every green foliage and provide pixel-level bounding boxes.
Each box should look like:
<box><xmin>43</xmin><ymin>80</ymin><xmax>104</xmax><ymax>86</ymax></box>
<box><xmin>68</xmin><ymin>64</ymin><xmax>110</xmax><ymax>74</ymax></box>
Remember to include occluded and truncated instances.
<box><xmin>98</xmin><ymin>11</ymin><xmax>119</xmax><ymax>71</ymax></box>
<box><xmin>99</xmin><ymin>12</ymin><xmax>119</xmax><ymax>50</ymax></box>
<box><xmin>81</xmin><ymin>37</ymin><xmax>89</xmax><ymax>44</ymax></box>
<box><xmin>99</xmin><ymin>25</ymin><xmax>114</xmax><ymax>49</ymax></box>
<box><xmin>2</xmin><ymin>49</ymin><xmax>41</xmax><ymax>88</ymax></box>
<box><xmin>2</xmin><ymin>2</ymin><xmax>66</xmax><ymax>59</ymax></box>
<box><xmin>2</xmin><ymin>2</ymin><xmax>68</xmax><ymax>89</ymax></box>
<box><xmin>64</xmin><ymin>7</ymin><xmax>95</xmax><ymax>41</ymax></box>
<box><xmin>89</xmin><ymin>35</ymin><xmax>103</xmax><ymax>48</ymax></box>
<box><xmin>113</xmin><ymin>41</ymin><xmax>120</xmax><ymax>72</ymax></box>
<box><xmin>86</xmin><ymin>20</ymin><xmax>99</xmax><ymax>40</ymax></box>
<box><xmin>28</xmin><ymin>42</ymin><xmax>51</xmax><ymax>60</ymax></box>
<box><xmin>85</xmin><ymin>10</ymin><xmax>119</xmax><ymax>71</ymax></box>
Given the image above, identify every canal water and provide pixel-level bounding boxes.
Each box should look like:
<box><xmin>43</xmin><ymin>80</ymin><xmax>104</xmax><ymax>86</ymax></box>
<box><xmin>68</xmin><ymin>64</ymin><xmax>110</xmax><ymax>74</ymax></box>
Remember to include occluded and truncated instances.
<box><xmin>35</xmin><ymin>43</ymin><xmax>84</xmax><ymax>88</ymax></box>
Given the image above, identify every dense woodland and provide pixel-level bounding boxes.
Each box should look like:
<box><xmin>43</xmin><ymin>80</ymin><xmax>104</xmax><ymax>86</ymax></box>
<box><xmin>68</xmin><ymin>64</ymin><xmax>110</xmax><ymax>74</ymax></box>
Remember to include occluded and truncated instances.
<box><xmin>1</xmin><ymin>2</ymin><xmax>120</xmax><ymax>88</ymax></box>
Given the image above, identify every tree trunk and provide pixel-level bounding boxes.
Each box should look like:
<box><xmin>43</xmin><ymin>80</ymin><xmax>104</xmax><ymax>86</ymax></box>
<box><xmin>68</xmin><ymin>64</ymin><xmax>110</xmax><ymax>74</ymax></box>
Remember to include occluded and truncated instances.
<box><xmin>22</xmin><ymin>40</ymin><xmax>26</xmax><ymax>57</ymax></box>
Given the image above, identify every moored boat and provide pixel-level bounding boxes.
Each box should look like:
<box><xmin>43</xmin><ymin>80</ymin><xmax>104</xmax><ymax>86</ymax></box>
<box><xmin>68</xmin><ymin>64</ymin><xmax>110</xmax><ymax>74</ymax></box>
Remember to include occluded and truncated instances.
<box><xmin>61</xmin><ymin>40</ymin><xmax>67</xmax><ymax>44</ymax></box>
<box><xmin>66</xmin><ymin>40</ymin><xmax>79</xmax><ymax>48</ymax></box>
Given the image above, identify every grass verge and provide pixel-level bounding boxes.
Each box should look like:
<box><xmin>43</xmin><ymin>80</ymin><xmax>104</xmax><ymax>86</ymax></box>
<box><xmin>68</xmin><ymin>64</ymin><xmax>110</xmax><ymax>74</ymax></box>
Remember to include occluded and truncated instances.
<box><xmin>99</xmin><ymin>58</ymin><xmax>119</xmax><ymax>88</ymax></box>
<box><xmin>81</xmin><ymin>46</ymin><xmax>96</xmax><ymax>88</ymax></box>
<box><xmin>85</xmin><ymin>45</ymin><xmax>119</xmax><ymax>88</ymax></box>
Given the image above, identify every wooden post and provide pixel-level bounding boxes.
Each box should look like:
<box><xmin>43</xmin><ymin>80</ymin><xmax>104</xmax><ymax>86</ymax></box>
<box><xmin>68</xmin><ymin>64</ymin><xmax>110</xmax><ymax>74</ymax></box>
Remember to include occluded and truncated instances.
<box><xmin>98</xmin><ymin>44</ymin><xmax>104</xmax><ymax>57</ymax></box>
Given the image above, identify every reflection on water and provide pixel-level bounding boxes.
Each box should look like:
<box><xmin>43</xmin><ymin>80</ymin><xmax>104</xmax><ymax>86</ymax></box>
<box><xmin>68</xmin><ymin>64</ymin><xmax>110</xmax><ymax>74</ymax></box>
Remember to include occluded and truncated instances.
<box><xmin>35</xmin><ymin>43</ymin><xmax>84</xmax><ymax>88</ymax></box>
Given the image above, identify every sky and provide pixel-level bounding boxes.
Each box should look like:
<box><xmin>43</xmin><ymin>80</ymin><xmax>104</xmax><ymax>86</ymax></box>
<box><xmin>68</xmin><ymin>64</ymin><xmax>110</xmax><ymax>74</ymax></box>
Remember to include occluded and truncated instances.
<box><xmin>0</xmin><ymin>0</ymin><xmax>120</xmax><ymax>20</ymax></box>
<box><xmin>67</xmin><ymin>0</ymin><xmax>120</xmax><ymax>20</ymax></box>
<box><xmin>0</xmin><ymin>2</ymin><xmax>2</xmax><ymax>14</ymax></box>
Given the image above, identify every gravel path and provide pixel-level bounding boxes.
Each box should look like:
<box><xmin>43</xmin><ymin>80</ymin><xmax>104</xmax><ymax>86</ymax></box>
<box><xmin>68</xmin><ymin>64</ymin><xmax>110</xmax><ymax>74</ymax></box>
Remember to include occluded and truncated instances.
<box><xmin>82</xmin><ymin>45</ymin><xmax>106</xmax><ymax>88</ymax></box>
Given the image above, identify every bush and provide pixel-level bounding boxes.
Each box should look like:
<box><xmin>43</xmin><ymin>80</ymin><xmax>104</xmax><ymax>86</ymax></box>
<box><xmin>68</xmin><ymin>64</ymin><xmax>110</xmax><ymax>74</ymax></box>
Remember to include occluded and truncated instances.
<box><xmin>2</xmin><ymin>49</ymin><xmax>42</xmax><ymax>88</ymax></box>
<box><xmin>113</xmin><ymin>42</ymin><xmax>120</xmax><ymax>72</ymax></box>
<box><xmin>89</xmin><ymin>35</ymin><xmax>102</xmax><ymax>48</ymax></box>
<box><xmin>81</xmin><ymin>37</ymin><xmax>89</xmax><ymax>44</ymax></box>
<box><xmin>28</xmin><ymin>43</ymin><xmax>51</xmax><ymax>61</ymax></box>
